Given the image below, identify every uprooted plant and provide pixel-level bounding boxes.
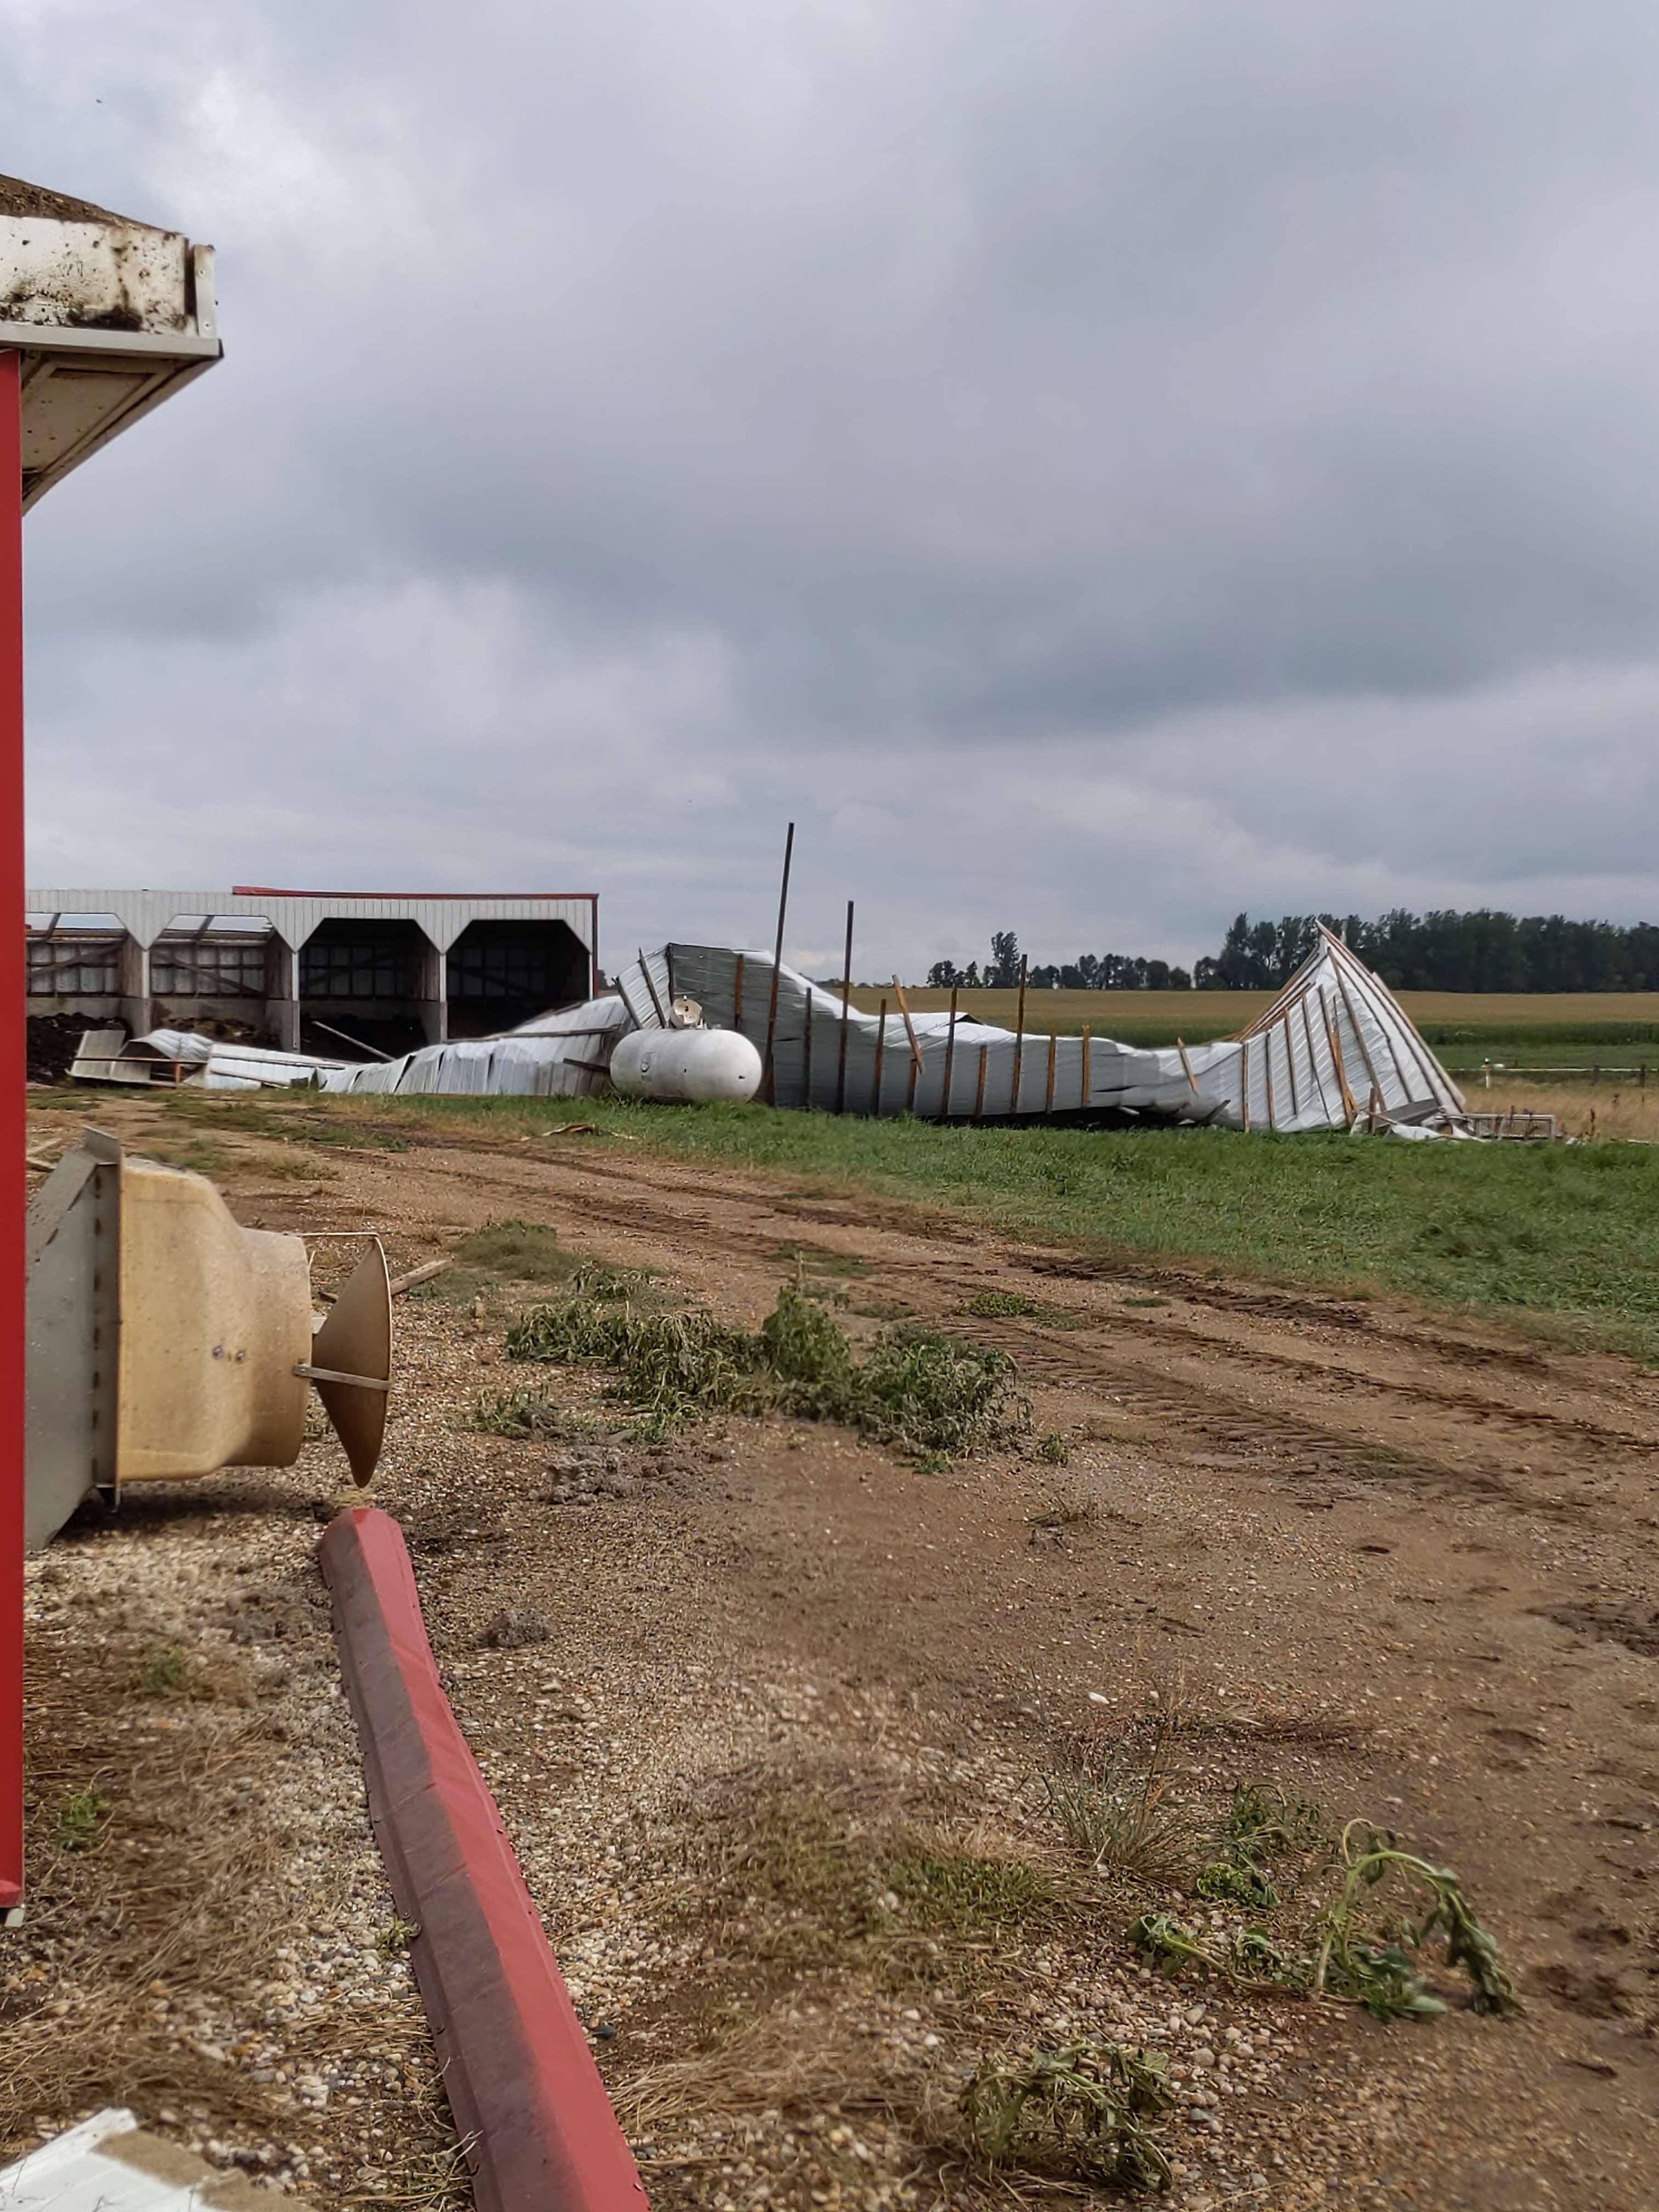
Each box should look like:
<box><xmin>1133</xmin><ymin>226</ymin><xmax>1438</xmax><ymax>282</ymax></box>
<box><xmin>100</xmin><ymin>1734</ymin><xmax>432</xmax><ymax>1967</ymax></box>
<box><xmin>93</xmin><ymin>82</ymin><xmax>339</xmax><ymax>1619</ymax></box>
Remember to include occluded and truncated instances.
<box><xmin>960</xmin><ymin>2040</ymin><xmax>1174</xmax><ymax>2193</ymax></box>
<box><xmin>1311</xmin><ymin>1821</ymin><xmax>1520</xmax><ymax>2019</ymax></box>
<box><xmin>505</xmin><ymin>1280</ymin><xmax>1022</xmax><ymax>1456</ymax></box>
<box><xmin>1127</xmin><ymin>1816</ymin><xmax>1519</xmax><ymax>2023</ymax></box>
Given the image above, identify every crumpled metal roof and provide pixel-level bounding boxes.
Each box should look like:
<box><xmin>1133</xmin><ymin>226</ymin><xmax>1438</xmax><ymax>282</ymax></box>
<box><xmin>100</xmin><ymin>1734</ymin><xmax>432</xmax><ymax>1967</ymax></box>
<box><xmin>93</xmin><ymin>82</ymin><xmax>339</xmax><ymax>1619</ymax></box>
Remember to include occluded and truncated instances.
<box><xmin>633</xmin><ymin>926</ymin><xmax>1464</xmax><ymax>1132</ymax></box>
<box><xmin>320</xmin><ymin>996</ymin><xmax>630</xmax><ymax>1097</ymax></box>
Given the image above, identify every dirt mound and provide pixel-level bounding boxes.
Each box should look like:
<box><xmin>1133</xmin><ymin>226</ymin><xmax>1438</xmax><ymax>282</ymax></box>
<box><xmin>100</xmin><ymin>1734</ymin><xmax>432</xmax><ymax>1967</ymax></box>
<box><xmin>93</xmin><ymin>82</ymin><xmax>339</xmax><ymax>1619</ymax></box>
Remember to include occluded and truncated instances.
<box><xmin>27</xmin><ymin>1011</ymin><xmax>113</xmax><ymax>1084</ymax></box>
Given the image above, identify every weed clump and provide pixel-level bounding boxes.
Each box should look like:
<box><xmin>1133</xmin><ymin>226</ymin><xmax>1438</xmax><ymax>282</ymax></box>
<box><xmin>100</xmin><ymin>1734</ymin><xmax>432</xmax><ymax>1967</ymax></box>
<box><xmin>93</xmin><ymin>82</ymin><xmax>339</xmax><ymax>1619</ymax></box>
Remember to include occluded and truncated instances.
<box><xmin>506</xmin><ymin>1280</ymin><xmax>1020</xmax><ymax>1458</ymax></box>
<box><xmin>55</xmin><ymin>1786</ymin><xmax>110</xmax><ymax>1854</ymax></box>
<box><xmin>472</xmin><ymin>1386</ymin><xmax>563</xmax><ymax>1437</ymax></box>
<box><xmin>961</xmin><ymin>2040</ymin><xmax>1173</xmax><ymax>2192</ymax></box>
<box><xmin>852</xmin><ymin>1327</ymin><xmax>1016</xmax><ymax>1458</ymax></box>
<box><xmin>963</xmin><ymin>1289</ymin><xmax>1041</xmax><ymax>1318</ymax></box>
<box><xmin>133</xmin><ymin>1644</ymin><xmax>192</xmax><ymax>1699</ymax></box>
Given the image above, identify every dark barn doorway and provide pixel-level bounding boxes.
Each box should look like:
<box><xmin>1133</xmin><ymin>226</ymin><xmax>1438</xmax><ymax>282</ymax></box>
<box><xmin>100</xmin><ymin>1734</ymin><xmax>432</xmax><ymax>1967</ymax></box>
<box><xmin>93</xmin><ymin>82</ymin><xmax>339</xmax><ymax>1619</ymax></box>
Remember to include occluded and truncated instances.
<box><xmin>444</xmin><ymin>918</ymin><xmax>590</xmax><ymax>1038</ymax></box>
<box><xmin>300</xmin><ymin>917</ymin><xmax>434</xmax><ymax>1057</ymax></box>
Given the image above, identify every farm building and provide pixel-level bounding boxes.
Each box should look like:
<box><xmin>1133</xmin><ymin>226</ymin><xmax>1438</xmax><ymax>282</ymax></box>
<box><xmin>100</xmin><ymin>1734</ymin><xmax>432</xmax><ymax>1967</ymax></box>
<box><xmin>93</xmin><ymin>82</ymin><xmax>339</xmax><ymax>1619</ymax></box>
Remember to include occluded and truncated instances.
<box><xmin>25</xmin><ymin>887</ymin><xmax>599</xmax><ymax>1060</ymax></box>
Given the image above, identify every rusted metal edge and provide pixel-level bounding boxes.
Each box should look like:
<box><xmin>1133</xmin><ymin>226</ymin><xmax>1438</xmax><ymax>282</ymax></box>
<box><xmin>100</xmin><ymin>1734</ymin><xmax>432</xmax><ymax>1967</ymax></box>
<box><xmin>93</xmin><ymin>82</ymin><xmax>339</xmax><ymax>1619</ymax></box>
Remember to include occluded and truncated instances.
<box><xmin>318</xmin><ymin>1508</ymin><xmax>646</xmax><ymax>2212</ymax></box>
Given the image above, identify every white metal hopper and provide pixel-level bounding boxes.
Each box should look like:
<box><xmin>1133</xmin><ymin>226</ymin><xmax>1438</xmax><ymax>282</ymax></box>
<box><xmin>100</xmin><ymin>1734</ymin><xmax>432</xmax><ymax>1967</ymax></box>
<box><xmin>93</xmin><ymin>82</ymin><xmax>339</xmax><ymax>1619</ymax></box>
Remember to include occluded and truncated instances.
<box><xmin>0</xmin><ymin>174</ymin><xmax>221</xmax><ymax>507</ymax></box>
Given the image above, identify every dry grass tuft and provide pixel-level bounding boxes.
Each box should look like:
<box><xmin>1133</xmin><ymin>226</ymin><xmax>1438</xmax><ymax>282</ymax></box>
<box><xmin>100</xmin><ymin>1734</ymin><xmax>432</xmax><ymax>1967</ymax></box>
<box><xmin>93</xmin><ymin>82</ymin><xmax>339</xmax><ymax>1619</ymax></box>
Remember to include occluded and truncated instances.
<box><xmin>1040</xmin><ymin>1713</ymin><xmax>1195</xmax><ymax>1882</ymax></box>
<box><xmin>615</xmin><ymin>2006</ymin><xmax>903</xmax><ymax>2135</ymax></box>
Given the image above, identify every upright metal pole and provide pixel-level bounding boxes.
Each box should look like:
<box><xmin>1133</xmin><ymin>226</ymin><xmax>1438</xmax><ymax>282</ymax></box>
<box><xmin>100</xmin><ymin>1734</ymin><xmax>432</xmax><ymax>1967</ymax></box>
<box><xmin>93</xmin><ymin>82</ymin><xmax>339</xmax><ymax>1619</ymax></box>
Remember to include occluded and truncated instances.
<box><xmin>761</xmin><ymin>821</ymin><xmax>794</xmax><ymax>1104</ymax></box>
<box><xmin>938</xmin><ymin>984</ymin><xmax>958</xmax><ymax>1122</ymax></box>
<box><xmin>1</xmin><ymin>353</ymin><xmax>25</xmax><ymax>1922</ymax></box>
<box><xmin>834</xmin><ymin>899</ymin><xmax>854</xmax><ymax>1114</ymax></box>
<box><xmin>1009</xmin><ymin>953</ymin><xmax>1028</xmax><ymax>1113</ymax></box>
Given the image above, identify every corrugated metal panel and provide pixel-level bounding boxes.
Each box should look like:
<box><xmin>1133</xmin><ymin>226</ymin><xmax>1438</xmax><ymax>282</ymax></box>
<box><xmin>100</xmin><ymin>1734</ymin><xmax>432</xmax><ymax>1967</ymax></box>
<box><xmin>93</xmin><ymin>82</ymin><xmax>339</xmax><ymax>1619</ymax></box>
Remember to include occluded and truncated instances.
<box><xmin>323</xmin><ymin>996</ymin><xmax>628</xmax><ymax>1098</ymax></box>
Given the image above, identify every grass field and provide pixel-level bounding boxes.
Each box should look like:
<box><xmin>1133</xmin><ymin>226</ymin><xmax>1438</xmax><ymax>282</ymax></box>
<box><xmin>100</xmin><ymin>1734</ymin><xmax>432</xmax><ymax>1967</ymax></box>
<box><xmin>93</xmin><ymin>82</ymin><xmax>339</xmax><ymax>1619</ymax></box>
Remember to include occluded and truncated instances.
<box><xmin>149</xmin><ymin>1086</ymin><xmax>1659</xmax><ymax>1365</ymax></box>
<box><xmin>847</xmin><ymin>987</ymin><xmax>1659</xmax><ymax>1074</ymax></box>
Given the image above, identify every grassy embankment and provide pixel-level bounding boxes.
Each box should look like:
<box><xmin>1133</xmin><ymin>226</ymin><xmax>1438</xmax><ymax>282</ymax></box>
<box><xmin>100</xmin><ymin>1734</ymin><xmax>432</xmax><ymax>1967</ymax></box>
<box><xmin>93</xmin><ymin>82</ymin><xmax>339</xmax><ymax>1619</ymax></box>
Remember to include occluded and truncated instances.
<box><xmin>131</xmin><ymin>1084</ymin><xmax>1659</xmax><ymax>1365</ymax></box>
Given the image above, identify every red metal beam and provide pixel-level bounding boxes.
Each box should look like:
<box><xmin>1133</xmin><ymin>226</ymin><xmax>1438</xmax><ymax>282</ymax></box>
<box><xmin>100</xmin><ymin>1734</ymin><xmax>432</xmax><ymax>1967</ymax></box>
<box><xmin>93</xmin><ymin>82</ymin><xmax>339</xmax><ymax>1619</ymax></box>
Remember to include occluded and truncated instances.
<box><xmin>1</xmin><ymin>352</ymin><xmax>24</xmax><ymax>1920</ymax></box>
<box><xmin>318</xmin><ymin>1508</ymin><xmax>646</xmax><ymax>2211</ymax></box>
<box><xmin>231</xmin><ymin>887</ymin><xmax>600</xmax><ymax>900</ymax></box>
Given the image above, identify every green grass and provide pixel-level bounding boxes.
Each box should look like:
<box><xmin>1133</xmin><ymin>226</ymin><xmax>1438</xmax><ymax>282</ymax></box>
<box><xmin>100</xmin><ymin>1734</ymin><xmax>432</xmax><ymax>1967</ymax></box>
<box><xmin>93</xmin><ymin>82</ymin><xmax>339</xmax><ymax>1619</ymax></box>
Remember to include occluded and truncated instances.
<box><xmin>148</xmin><ymin>1087</ymin><xmax>1659</xmax><ymax>1364</ymax></box>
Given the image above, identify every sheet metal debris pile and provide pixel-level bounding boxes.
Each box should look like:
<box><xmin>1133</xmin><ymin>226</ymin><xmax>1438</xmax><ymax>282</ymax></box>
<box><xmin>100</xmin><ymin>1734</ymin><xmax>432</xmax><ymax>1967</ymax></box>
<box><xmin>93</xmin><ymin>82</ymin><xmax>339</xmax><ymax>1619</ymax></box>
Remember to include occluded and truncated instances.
<box><xmin>71</xmin><ymin>925</ymin><xmax>1466</xmax><ymax>1135</ymax></box>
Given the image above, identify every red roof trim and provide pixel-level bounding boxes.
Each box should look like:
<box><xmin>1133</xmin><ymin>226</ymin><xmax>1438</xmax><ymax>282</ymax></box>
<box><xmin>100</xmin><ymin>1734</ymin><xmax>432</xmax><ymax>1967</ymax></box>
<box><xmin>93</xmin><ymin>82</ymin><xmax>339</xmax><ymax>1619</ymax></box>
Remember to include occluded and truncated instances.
<box><xmin>232</xmin><ymin>887</ymin><xmax>597</xmax><ymax>901</ymax></box>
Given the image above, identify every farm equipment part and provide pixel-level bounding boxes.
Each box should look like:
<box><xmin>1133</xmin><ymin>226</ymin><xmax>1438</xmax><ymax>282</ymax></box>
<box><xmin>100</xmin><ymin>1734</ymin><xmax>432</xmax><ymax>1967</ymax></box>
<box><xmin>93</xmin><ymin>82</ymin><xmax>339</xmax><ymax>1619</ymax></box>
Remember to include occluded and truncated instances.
<box><xmin>25</xmin><ymin>1132</ymin><xmax>391</xmax><ymax>1551</ymax></box>
<box><xmin>3</xmin><ymin>170</ymin><xmax>223</xmax><ymax>1921</ymax></box>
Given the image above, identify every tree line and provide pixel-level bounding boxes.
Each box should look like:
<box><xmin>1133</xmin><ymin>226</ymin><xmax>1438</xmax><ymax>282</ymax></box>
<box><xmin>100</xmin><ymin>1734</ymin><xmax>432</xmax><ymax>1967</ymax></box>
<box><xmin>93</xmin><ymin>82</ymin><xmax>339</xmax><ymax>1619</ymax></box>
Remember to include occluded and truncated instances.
<box><xmin>923</xmin><ymin>911</ymin><xmax>1659</xmax><ymax>994</ymax></box>
<box><xmin>926</xmin><ymin>931</ymin><xmax>1193</xmax><ymax>992</ymax></box>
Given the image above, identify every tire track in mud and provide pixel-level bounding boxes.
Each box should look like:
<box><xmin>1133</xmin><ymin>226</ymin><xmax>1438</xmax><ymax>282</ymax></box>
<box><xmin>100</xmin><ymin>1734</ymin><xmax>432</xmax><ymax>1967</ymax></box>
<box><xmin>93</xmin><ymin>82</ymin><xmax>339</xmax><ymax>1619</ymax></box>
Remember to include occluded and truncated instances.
<box><xmin>379</xmin><ymin>1142</ymin><xmax>1639</xmax><ymax>1522</ymax></box>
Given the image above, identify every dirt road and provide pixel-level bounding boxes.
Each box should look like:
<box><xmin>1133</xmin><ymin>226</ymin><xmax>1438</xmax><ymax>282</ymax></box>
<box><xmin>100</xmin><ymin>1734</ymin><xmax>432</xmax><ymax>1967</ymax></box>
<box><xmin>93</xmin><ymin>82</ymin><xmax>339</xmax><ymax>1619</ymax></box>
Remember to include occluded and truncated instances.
<box><xmin>12</xmin><ymin>1096</ymin><xmax>1659</xmax><ymax>2210</ymax></box>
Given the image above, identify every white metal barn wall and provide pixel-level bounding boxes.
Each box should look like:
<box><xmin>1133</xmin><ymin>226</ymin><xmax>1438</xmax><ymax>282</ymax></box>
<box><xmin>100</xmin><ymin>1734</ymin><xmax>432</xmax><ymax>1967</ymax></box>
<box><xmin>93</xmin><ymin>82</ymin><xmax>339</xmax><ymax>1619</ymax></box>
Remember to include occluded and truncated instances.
<box><xmin>25</xmin><ymin>888</ymin><xmax>599</xmax><ymax>1048</ymax></box>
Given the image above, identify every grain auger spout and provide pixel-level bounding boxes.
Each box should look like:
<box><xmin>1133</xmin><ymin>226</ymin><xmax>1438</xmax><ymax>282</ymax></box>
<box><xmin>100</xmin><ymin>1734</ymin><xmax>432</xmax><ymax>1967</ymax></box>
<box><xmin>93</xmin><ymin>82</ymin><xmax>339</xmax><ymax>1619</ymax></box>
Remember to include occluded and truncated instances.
<box><xmin>25</xmin><ymin>1130</ymin><xmax>392</xmax><ymax>1549</ymax></box>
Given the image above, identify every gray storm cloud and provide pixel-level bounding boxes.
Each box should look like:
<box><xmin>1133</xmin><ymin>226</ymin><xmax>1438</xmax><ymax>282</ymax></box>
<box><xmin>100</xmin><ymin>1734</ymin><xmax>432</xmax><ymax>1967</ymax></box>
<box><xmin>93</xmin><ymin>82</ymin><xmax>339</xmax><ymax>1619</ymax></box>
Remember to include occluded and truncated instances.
<box><xmin>7</xmin><ymin>0</ymin><xmax>1658</xmax><ymax>973</ymax></box>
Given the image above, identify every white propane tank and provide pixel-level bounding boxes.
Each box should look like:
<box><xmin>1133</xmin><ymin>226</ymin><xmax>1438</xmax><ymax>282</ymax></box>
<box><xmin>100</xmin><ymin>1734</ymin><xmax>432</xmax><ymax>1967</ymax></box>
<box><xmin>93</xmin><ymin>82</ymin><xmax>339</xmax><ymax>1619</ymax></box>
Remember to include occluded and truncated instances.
<box><xmin>610</xmin><ymin>1026</ymin><xmax>764</xmax><ymax>1105</ymax></box>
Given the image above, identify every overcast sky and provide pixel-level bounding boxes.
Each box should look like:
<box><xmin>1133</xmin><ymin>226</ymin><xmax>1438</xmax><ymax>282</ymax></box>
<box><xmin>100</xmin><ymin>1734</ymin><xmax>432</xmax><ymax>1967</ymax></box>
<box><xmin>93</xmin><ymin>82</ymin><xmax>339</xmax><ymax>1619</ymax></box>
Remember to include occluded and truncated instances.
<box><xmin>7</xmin><ymin>1</ymin><xmax>1659</xmax><ymax>977</ymax></box>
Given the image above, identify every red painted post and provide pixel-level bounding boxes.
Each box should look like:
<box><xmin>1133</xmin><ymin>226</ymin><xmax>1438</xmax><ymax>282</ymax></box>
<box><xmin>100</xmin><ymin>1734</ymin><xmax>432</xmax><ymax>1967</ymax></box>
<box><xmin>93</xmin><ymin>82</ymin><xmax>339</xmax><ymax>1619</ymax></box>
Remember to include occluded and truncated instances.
<box><xmin>0</xmin><ymin>351</ymin><xmax>24</xmax><ymax>1921</ymax></box>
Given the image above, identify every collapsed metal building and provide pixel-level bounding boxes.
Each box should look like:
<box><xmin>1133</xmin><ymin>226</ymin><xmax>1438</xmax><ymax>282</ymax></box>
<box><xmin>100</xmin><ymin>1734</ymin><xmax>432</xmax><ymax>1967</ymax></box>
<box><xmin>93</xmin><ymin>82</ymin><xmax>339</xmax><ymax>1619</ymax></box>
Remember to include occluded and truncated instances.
<box><xmin>618</xmin><ymin>927</ymin><xmax>1466</xmax><ymax>1133</ymax></box>
<box><xmin>87</xmin><ymin>921</ymin><xmax>1467</xmax><ymax>1135</ymax></box>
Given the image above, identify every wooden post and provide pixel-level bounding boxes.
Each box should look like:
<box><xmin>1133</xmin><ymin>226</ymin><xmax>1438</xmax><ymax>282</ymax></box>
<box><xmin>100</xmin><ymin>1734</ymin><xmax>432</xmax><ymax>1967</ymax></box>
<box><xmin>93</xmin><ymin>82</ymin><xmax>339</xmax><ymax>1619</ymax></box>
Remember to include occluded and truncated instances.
<box><xmin>762</xmin><ymin>821</ymin><xmax>794</xmax><ymax>1104</ymax></box>
<box><xmin>834</xmin><ymin>900</ymin><xmax>854</xmax><ymax>1114</ymax></box>
<box><xmin>872</xmin><ymin>996</ymin><xmax>887</xmax><ymax>1114</ymax></box>
<box><xmin>1325</xmin><ymin>1004</ymin><xmax>1357</xmax><ymax>1121</ymax></box>
<box><xmin>1175</xmin><ymin>1036</ymin><xmax>1199</xmax><ymax>1096</ymax></box>
<box><xmin>1010</xmin><ymin>955</ymin><xmax>1028</xmax><ymax>1112</ymax></box>
<box><xmin>887</xmin><ymin>976</ymin><xmax>923</xmax><ymax>1114</ymax></box>
<box><xmin>891</xmin><ymin>974</ymin><xmax>924</xmax><ymax>1074</ymax></box>
<box><xmin>939</xmin><ymin>985</ymin><xmax>959</xmax><ymax>1122</ymax></box>
<box><xmin>973</xmin><ymin>1044</ymin><xmax>988</xmax><ymax>1121</ymax></box>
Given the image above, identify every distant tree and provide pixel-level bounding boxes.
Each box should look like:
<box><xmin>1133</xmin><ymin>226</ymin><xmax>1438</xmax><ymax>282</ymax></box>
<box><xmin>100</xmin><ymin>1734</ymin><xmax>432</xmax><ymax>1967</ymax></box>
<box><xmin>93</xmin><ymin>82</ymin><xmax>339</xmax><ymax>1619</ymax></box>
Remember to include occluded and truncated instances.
<box><xmin>926</xmin><ymin>959</ymin><xmax>961</xmax><ymax>988</ymax></box>
<box><xmin>988</xmin><ymin>930</ymin><xmax>1022</xmax><ymax>989</ymax></box>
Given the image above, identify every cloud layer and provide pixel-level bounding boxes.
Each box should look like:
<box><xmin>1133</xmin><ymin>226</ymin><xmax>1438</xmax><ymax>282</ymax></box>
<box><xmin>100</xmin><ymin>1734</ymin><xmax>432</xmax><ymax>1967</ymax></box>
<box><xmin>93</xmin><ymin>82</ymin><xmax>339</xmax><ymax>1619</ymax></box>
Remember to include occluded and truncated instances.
<box><xmin>8</xmin><ymin>1</ymin><xmax>1658</xmax><ymax>973</ymax></box>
